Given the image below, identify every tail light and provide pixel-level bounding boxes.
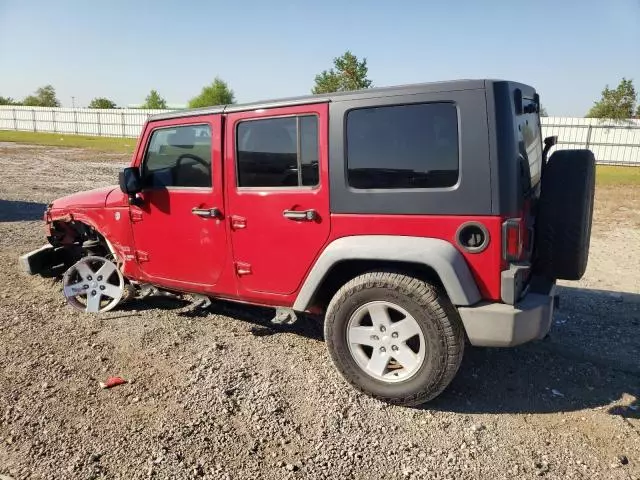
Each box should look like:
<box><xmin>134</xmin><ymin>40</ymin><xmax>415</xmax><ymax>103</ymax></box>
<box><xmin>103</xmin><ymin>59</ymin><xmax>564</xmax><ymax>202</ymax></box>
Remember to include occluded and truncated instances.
<box><xmin>502</xmin><ymin>218</ymin><xmax>523</xmax><ymax>261</ymax></box>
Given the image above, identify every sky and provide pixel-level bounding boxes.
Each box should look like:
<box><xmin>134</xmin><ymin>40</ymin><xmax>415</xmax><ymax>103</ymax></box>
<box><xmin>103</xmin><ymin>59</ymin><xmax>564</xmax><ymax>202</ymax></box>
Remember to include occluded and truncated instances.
<box><xmin>1</xmin><ymin>0</ymin><xmax>639</xmax><ymax>116</ymax></box>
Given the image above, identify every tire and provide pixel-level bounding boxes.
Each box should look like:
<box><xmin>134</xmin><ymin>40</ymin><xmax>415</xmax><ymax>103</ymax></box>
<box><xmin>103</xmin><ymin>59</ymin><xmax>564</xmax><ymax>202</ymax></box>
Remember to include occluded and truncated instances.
<box><xmin>534</xmin><ymin>149</ymin><xmax>596</xmax><ymax>280</ymax></box>
<box><xmin>324</xmin><ymin>272</ymin><xmax>464</xmax><ymax>406</ymax></box>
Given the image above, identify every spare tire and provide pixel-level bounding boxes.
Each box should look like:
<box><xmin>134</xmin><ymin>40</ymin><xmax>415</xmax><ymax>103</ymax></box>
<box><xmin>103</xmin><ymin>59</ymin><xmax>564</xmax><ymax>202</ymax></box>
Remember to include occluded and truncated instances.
<box><xmin>534</xmin><ymin>149</ymin><xmax>596</xmax><ymax>280</ymax></box>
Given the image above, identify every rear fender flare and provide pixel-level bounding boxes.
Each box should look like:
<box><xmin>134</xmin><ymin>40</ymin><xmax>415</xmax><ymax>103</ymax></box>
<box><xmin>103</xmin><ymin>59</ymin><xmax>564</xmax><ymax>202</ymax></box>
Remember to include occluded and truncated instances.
<box><xmin>292</xmin><ymin>235</ymin><xmax>481</xmax><ymax>310</ymax></box>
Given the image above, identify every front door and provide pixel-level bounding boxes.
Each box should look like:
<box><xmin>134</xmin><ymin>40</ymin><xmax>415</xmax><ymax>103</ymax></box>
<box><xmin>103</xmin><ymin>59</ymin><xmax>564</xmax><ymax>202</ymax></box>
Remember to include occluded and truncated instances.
<box><xmin>130</xmin><ymin>115</ymin><xmax>227</xmax><ymax>289</ymax></box>
<box><xmin>225</xmin><ymin>103</ymin><xmax>330</xmax><ymax>296</ymax></box>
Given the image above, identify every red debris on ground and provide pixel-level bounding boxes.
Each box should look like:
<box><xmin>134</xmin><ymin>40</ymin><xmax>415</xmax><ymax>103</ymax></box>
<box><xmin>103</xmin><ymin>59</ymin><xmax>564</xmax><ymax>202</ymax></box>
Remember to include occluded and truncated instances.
<box><xmin>99</xmin><ymin>376</ymin><xmax>127</xmax><ymax>389</ymax></box>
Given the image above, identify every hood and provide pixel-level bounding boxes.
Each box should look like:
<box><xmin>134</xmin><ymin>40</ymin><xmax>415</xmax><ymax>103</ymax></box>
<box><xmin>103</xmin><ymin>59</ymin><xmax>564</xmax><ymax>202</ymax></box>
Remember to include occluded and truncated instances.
<box><xmin>50</xmin><ymin>186</ymin><xmax>118</xmax><ymax>210</ymax></box>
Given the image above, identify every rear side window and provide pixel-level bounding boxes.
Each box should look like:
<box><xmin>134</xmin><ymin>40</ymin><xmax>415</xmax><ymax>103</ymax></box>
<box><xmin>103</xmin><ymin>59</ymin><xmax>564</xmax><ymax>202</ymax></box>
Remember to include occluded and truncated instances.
<box><xmin>143</xmin><ymin>124</ymin><xmax>212</xmax><ymax>188</ymax></box>
<box><xmin>236</xmin><ymin>115</ymin><xmax>319</xmax><ymax>188</ymax></box>
<box><xmin>346</xmin><ymin>103</ymin><xmax>459</xmax><ymax>189</ymax></box>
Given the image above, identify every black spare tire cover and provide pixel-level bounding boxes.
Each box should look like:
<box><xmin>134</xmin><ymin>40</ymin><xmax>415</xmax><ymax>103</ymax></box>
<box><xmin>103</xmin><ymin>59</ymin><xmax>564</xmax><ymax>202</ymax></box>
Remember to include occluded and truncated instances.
<box><xmin>534</xmin><ymin>149</ymin><xmax>596</xmax><ymax>280</ymax></box>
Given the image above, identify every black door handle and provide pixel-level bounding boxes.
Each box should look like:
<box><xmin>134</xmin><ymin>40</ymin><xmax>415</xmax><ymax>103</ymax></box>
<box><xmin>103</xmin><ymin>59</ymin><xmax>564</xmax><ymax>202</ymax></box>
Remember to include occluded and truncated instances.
<box><xmin>283</xmin><ymin>209</ymin><xmax>317</xmax><ymax>221</ymax></box>
<box><xmin>192</xmin><ymin>207</ymin><xmax>222</xmax><ymax>219</ymax></box>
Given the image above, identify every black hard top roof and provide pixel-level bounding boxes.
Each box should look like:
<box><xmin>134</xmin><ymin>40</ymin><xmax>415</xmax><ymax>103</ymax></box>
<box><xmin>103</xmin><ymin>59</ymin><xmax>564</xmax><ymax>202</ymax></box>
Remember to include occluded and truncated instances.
<box><xmin>149</xmin><ymin>79</ymin><xmax>527</xmax><ymax>121</ymax></box>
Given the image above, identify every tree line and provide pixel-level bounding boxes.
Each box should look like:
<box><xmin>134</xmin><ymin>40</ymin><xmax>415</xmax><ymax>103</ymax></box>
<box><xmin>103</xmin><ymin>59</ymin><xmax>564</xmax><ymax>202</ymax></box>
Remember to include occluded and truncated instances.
<box><xmin>0</xmin><ymin>78</ymin><xmax>236</xmax><ymax>110</ymax></box>
<box><xmin>0</xmin><ymin>85</ymin><xmax>61</xmax><ymax>108</ymax></box>
<box><xmin>1</xmin><ymin>51</ymin><xmax>638</xmax><ymax>119</ymax></box>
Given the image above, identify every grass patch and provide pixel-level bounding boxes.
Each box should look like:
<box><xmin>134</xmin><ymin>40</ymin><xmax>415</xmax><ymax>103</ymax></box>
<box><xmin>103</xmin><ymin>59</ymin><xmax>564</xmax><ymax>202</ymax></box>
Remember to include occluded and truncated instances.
<box><xmin>0</xmin><ymin>130</ymin><xmax>136</xmax><ymax>154</ymax></box>
<box><xmin>596</xmin><ymin>165</ymin><xmax>640</xmax><ymax>186</ymax></box>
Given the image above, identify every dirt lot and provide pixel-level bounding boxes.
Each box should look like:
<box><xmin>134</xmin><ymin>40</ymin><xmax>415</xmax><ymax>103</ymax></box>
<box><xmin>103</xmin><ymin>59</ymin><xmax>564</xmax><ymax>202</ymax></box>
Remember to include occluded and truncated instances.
<box><xmin>0</xmin><ymin>143</ymin><xmax>638</xmax><ymax>480</ymax></box>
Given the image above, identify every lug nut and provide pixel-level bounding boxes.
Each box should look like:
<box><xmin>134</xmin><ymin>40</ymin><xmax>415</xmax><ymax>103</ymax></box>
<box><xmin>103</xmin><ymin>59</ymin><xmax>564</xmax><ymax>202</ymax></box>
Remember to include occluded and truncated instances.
<box><xmin>99</xmin><ymin>285</ymin><xmax>106</xmax><ymax>291</ymax></box>
<box><xmin>91</xmin><ymin>290</ymin><xmax>97</xmax><ymax>296</ymax></box>
<box><xmin>380</xmin><ymin>347</ymin><xmax>386</xmax><ymax>353</ymax></box>
<box><xmin>87</xmin><ymin>275</ymin><xmax>92</xmax><ymax>281</ymax></box>
<box><xmin>370</xmin><ymin>335</ymin><xmax>379</xmax><ymax>341</ymax></box>
<box><xmin>83</xmin><ymin>284</ymin><xmax>89</xmax><ymax>289</ymax></box>
<box><xmin>391</xmin><ymin>332</ymin><xmax>398</xmax><ymax>338</ymax></box>
<box><xmin>380</xmin><ymin>326</ymin><xmax>386</xmax><ymax>333</ymax></box>
<box><xmin>97</xmin><ymin>275</ymin><xmax>103</xmax><ymax>281</ymax></box>
<box><xmin>391</xmin><ymin>345</ymin><xmax>399</xmax><ymax>351</ymax></box>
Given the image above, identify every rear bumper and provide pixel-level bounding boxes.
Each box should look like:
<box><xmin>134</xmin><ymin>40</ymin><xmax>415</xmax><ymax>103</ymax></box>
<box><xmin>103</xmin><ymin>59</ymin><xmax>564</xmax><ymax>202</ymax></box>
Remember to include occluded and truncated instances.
<box><xmin>458</xmin><ymin>279</ymin><xmax>556</xmax><ymax>347</ymax></box>
<box><xmin>19</xmin><ymin>244</ymin><xmax>67</xmax><ymax>276</ymax></box>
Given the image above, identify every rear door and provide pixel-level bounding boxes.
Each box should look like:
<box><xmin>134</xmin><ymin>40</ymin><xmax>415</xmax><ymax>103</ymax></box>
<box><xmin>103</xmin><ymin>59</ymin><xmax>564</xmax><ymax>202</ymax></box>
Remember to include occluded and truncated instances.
<box><xmin>225</xmin><ymin>103</ymin><xmax>330</xmax><ymax>296</ymax></box>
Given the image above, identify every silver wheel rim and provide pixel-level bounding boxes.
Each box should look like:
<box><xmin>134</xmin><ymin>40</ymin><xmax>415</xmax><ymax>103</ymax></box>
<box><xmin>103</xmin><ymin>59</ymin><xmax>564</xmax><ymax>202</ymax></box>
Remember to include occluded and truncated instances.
<box><xmin>346</xmin><ymin>301</ymin><xmax>426</xmax><ymax>383</ymax></box>
<box><xmin>62</xmin><ymin>256</ymin><xmax>124</xmax><ymax>313</ymax></box>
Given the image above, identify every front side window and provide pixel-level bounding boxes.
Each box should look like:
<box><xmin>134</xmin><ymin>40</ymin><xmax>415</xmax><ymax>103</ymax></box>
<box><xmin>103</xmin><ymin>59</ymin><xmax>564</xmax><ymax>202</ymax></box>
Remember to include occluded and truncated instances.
<box><xmin>236</xmin><ymin>115</ymin><xmax>319</xmax><ymax>188</ymax></box>
<box><xmin>346</xmin><ymin>103</ymin><xmax>459</xmax><ymax>189</ymax></box>
<box><xmin>143</xmin><ymin>124</ymin><xmax>212</xmax><ymax>188</ymax></box>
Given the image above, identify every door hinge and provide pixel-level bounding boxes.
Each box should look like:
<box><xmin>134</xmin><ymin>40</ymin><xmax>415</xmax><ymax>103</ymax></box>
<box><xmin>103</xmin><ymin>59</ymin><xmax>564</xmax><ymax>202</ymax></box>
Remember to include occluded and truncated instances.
<box><xmin>136</xmin><ymin>251</ymin><xmax>149</xmax><ymax>262</ymax></box>
<box><xmin>130</xmin><ymin>210</ymin><xmax>143</xmax><ymax>222</ymax></box>
<box><xmin>230</xmin><ymin>215</ymin><xmax>247</xmax><ymax>230</ymax></box>
<box><xmin>235</xmin><ymin>262</ymin><xmax>252</xmax><ymax>276</ymax></box>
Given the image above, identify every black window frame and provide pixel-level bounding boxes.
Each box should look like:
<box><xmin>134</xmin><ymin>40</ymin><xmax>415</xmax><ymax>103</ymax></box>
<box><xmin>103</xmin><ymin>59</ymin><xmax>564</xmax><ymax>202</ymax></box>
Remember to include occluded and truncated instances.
<box><xmin>235</xmin><ymin>114</ymin><xmax>320</xmax><ymax>190</ymax></box>
<box><xmin>518</xmin><ymin>96</ymin><xmax>543</xmax><ymax>189</ymax></box>
<box><xmin>344</xmin><ymin>101</ymin><xmax>461</xmax><ymax>192</ymax></box>
<box><xmin>141</xmin><ymin>123</ymin><xmax>213</xmax><ymax>190</ymax></box>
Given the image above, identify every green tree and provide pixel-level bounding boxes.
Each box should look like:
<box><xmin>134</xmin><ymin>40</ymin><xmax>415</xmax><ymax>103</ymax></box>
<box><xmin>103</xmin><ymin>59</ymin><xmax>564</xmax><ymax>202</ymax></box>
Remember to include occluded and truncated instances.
<box><xmin>22</xmin><ymin>85</ymin><xmax>60</xmax><ymax>107</ymax></box>
<box><xmin>188</xmin><ymin>78</ymin><xmax>235</xmax><ymax>108</ymax></box>
<box><xmin>586</xmin><ymin>78</ymin><xmax>637</xmax><ymax>120</ymax></box>
<box><xmin>0</xmin><ymin>96</ymin><xmax>17</xmax><ymax>105</ymax></box>
<box><xmin>88</xmin><ymin>97</ymin><xmax>116</xmax><ymax>109</ymax></box>
<box><xmin>141</xmin><ymin>89</ymin><xmax>167</xmax><ymax>109</ymax></box>
<box><xmin>312</xmin><ymin>51</ymin><xmax>373</xmax><ymax>94</ymax></box>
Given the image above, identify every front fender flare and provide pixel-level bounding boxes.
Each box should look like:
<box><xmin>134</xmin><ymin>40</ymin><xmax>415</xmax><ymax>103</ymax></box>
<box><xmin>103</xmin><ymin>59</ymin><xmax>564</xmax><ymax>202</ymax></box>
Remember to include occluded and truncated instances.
<box><xmin>48</xmin><ymin>209</ymin><xmax>127</xmax><ymax>266</ymax></box>
<box><xmin>292</xmin><ymin>235</ymin><xmax>481</xmax><ymax>310</ymax></box>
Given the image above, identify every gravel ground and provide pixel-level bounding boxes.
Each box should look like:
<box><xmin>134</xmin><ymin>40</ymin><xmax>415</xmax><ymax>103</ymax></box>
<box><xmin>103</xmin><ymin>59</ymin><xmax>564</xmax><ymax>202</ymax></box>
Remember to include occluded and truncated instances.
<box><xmin>0</xmin><ymin>143</ymin><xmax>638</xmax><ymax>480</ymax></box>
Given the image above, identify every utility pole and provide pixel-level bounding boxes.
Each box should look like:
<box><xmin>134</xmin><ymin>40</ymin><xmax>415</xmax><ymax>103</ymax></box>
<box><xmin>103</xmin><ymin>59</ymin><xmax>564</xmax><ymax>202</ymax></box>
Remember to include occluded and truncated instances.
<box><xmin>71</xmin><ymin>96</ymin><xmax>75</xmax><ymax>108</ymax></box>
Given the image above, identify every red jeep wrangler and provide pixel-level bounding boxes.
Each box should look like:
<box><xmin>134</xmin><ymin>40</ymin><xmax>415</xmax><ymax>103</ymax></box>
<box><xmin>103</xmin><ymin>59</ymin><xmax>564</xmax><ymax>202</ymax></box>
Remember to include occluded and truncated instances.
<box><xmin>20</xmin><ymin>80</ymin><xmax>595</xmax><ymax>406</ymax></box>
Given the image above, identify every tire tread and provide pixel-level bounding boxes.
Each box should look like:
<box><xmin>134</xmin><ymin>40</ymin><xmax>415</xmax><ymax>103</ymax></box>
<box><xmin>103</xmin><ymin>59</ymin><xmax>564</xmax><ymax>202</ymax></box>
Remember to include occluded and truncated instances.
<box><xmin>324</xmin><ymin>271</ymin><xmax>464</xmax><ymax>406</ymax></box>
<box><xmin>535</xmin><ymin>150</ymin><xmax>596</xmax><ymax>280</ymax></box>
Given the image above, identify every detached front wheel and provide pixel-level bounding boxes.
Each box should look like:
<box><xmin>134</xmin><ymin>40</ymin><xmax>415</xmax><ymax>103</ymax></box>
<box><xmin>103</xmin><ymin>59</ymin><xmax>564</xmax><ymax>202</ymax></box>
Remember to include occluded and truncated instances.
<box><xmin>324</xmin><ymin>272</ymin><xmax>464</xmax><ymax>406</ymax></box>
<box><xmin>62</xmin><ymin>256</ymin><xmax>124</xmax><ymax>313</ymax></box>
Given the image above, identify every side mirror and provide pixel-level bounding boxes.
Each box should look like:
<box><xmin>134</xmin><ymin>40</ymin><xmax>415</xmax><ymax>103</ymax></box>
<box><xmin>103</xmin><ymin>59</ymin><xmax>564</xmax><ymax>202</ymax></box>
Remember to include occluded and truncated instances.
<box><xmin>119</xmin><ymin>167</ymin><xmax>142</xmax><ymax>195</ymax></box>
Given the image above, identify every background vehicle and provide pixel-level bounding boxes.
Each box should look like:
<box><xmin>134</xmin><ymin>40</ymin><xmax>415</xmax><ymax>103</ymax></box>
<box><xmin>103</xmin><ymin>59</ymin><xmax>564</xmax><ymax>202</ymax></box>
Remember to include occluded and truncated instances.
<box><xmin>20</xmin><ymin>80</ymin><xmax>596</xmax><ymax>405</ymax></box>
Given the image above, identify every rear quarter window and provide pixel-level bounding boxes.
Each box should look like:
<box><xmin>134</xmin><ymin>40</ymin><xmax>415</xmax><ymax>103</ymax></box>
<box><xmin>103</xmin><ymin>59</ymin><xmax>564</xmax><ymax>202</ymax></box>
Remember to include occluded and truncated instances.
<box><xmin>346</xmin><ymin>102</ymin><xmax>459</xmax><ymax>189</ymax></box>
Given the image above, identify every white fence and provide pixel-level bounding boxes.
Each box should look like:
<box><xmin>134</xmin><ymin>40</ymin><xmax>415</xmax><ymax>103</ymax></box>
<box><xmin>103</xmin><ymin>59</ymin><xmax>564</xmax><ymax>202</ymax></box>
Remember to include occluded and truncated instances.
<box><xmin>542</xmin><ymin>117</ymin><xmax>640</xmax><ymax>167</ymax></box>
<box><xmin>1</xmin><ymin>106</ymin><xmax>639</xmax><ymax>166</ymax></box>
<box><xmin>0</xmin><ymin>106</ymin><xmax>170</xmax><ymax>138</ymax></box>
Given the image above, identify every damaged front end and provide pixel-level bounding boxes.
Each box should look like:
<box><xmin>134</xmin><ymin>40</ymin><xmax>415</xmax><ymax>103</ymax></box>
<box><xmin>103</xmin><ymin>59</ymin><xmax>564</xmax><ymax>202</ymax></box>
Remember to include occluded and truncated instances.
<box><xmin>19</xmin><ymin>243</ymin><xmax>68</xmax><ymax>276</ymax></box>
<box><xmin>19</xmin><ymin>206</ymin><xmax>112</xmax><ymax>277</ymax></box>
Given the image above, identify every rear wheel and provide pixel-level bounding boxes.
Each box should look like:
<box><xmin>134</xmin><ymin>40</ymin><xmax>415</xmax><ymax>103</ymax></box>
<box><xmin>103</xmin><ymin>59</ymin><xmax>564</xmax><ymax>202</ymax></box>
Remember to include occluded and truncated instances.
<box><xmin>324</xmin><ymin>272</ymin><xmax>464</xmax><ymax>406</ymax></box>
